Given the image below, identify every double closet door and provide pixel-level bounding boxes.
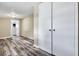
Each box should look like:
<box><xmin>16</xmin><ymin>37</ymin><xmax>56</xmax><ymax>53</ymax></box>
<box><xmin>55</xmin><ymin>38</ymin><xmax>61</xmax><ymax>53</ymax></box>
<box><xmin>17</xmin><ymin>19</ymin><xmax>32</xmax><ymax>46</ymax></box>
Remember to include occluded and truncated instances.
<box><xmin>38</xmin><ymin>2</ymin><xmax>77</xmax><ymax>56</ymax></box>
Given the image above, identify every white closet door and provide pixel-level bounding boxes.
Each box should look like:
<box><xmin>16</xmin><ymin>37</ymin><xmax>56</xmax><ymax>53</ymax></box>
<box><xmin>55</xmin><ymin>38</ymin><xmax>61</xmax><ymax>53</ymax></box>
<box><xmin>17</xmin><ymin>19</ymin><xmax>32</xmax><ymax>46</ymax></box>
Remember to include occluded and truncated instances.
<box><xmin>52</xmin><ymin>2</ymin><xmax>75</xmax><ymax>56</ymax></box>
<box><xmin>38</xmin><ymin>2</ymin><xmax>51</xmax><ymax>53</ymax></box>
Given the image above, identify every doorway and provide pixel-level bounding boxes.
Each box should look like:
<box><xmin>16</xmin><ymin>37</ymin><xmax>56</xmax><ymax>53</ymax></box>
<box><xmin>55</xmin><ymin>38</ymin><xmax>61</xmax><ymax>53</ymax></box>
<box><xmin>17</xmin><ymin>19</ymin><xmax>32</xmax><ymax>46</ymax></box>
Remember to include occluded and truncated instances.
<box><xmin>11</xmin><ymin>18</ymin><xmax>20</xmax><ymax>37</ymax></box>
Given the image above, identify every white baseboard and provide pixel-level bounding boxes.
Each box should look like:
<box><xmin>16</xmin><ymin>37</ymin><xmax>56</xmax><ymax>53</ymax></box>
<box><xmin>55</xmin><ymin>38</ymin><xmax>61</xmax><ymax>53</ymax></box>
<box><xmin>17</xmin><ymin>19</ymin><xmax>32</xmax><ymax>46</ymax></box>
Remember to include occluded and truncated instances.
<box><xmin>0</xmin><ymin>36</ymin><xmax>11</xmax><ymax>39</ymax></box>
<box><xmin>21</xmin><ymin>35</ymin><xmax>34</xmax><ymax>40</ymax></box>
<box><xmin>33</xmin><ymin>44</ymin><xmax>39</xmax><ymax>48</ymax></box>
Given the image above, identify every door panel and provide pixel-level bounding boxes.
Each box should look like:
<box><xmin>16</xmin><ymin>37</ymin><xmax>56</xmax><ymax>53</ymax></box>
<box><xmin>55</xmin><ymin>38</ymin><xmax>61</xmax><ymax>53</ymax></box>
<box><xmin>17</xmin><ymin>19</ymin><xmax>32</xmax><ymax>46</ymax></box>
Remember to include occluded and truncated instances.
<box><xmin>52</xmin><ymin>2</ymin><xmax>75</xmax><ymax>56</ymax></box>
<box><xmin>11</xmin><ymin>19</ymin><xmax>20</xmax><ymax>36</ymax></box>
<box><xmin>38</xmin><ymin>3</ymin><xmax>51</xmax><ymax>53</ymax></box>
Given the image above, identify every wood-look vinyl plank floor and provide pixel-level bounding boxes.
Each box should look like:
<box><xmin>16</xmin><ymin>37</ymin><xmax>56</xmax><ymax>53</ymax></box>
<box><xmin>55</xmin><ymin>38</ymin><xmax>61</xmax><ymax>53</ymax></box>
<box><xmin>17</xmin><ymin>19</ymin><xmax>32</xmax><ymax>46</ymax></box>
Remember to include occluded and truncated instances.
<box><xmin>0</xmin><ymin>36</ymin><xmax>52</xmax><ymax>56</ymax></box>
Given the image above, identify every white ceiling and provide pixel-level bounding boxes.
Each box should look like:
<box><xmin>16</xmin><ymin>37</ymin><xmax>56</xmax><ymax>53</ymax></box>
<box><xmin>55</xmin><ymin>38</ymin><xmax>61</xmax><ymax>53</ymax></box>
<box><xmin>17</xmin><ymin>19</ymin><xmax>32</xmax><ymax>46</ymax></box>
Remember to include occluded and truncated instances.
<box><xmin>0</xmin><ymin>2</ymin><xmax>40</xmax><ymax>18</ymax></box>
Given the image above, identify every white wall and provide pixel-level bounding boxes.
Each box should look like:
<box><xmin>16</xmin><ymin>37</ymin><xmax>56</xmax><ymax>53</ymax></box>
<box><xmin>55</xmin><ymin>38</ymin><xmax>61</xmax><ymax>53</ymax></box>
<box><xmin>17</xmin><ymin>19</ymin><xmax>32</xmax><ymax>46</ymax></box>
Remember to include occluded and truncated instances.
<box><xmin>21</xmin><ymin>16</ymin><xmax>34</xmax><ymax>39</ymax></box>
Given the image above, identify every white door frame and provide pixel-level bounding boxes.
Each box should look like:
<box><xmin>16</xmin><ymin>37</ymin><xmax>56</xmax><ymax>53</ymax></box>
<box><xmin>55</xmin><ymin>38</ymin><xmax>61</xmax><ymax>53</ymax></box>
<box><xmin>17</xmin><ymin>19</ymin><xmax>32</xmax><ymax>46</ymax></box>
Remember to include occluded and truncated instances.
<box><xmin>74</xmin><ymin>2</ymin><xmax>78</xmax><ymax>56</ymax></box>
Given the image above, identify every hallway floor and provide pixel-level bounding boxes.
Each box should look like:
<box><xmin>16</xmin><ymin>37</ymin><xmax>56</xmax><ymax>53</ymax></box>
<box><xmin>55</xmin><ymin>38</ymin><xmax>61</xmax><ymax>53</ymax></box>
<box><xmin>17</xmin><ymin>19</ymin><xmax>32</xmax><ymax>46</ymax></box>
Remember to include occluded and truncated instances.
<box><xmin>0</xmin><ymin>36</ymin><xmax>51</xmax><ymax>56</ymax></box>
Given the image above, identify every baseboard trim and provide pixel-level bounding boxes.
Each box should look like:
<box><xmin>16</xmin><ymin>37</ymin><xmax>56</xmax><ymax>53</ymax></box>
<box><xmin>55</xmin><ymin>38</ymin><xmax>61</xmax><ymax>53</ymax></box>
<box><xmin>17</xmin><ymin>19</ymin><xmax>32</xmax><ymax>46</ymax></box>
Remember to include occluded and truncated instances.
<box><xmin>33</xmin><ymin>44</ymin><xmax>39</xmax><ymax>48</ymax></box>
<box><xmin>33</xmin><ymin>44</ymin><xmax>55</xmax><ymax>56</ymax></box>
<box><xmin>20</xmin><ymin>36</ymin><xmax>33</xmax><ymax>40</ymax></box>
<box><xmin>0</xmin><ymin>36</ymin><xmax>11</xmax><ymax>39</ymax></box>
<box><xmin>50</xmin><ymin>54</ymin><xmax>55</xmax><ymax>56</ymax></box>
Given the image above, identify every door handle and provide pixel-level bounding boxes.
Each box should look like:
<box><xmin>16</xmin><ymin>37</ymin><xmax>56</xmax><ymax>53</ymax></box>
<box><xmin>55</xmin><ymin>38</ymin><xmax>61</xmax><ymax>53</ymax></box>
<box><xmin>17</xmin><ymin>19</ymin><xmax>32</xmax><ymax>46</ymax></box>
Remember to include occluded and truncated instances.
<box><xmin>53</xmin><ymin>29</ymin><xmax>55</xmax><ymax>31</ymax></box>
<box><xmin>49</xmin><ymin>29</ymin><xmax>51</xmax><ymax>31</ymax></box>
<box><xmin>49</xmin><ymin>29</ymin><xmax>55</xmax><ymax>31</ymax></box>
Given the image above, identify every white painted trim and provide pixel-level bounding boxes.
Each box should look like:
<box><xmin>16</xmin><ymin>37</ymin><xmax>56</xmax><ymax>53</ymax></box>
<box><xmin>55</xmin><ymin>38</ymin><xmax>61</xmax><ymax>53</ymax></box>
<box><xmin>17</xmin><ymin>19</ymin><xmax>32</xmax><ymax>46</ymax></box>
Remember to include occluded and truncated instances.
<box><xmin>33</xmin><ymin>44</ymin><xmax>39</xmax><ymax>48</ymax></box>
<box><xmin>0</xmin><ymin>36</ymin><xmax>11</xmax><ymax>39</ymax></box>
<box><xmin>74</xmin><ymin>2</ymin><xmax>78</xmax><ymax>56</ymax></box>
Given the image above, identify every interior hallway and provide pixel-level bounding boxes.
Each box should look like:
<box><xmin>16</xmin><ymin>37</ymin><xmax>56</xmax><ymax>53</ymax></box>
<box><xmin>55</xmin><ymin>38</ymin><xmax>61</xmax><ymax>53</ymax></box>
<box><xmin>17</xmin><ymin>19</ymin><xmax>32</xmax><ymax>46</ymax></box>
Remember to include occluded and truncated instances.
<box><xmin>0</xmin><ymin>36</ymin><xmax>51</xmax><ymax>56</ymax></box>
